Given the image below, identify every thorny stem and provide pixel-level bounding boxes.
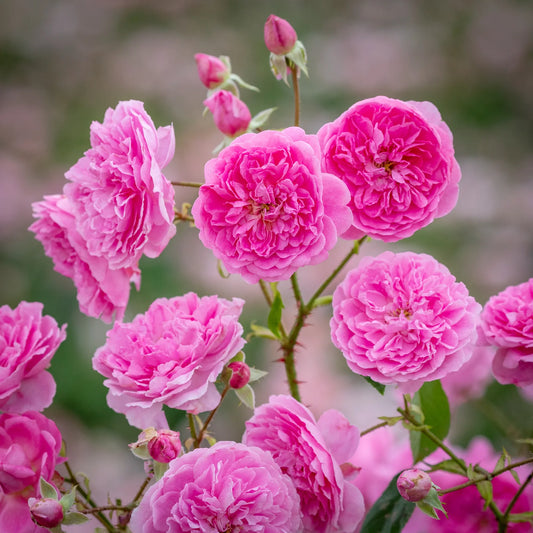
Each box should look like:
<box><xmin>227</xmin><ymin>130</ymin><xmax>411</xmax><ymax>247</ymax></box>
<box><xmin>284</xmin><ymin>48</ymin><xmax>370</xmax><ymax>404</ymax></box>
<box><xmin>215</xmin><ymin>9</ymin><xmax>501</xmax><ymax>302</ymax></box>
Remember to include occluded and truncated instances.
<box><xmin>193</xmin><ymin>383</ymin><xmax>231</xmax><ymax>448</ymax></box>
<box><xmin>171</xmin><ymin>180</ymin><xmax>202</xmax><ymax>188</ymax></box>
<box><xmin>503</xmin><ymin>468</ymin><xmax>533</xmax><ymax>524</ymax></box>
<box><xmin>290</xmin><ymin>65</ymin><xmax>300</xmax><ymax>127</ymax></box>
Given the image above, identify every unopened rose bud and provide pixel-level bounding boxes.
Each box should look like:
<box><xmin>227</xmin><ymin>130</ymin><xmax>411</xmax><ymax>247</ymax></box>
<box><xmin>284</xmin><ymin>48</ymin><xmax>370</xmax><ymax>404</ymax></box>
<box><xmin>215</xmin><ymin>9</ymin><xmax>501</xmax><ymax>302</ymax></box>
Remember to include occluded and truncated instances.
<box><xmin>397</xmin><ymin>468</ymin><xmax>432</xmax><ymax>502</ymax></box>
<box><xmin>195</xmin><ymin>53</ymin><xmax>230</xmax><ymax>89</ymax></box>
<box><xmin>29</xmin><ymin>497</ymin><xmax>64</xmax><ymax>528</ymax></box>
<box><xmin>129</xmin><ymin>427</ymin><xmax>159</xmax><ymax>460</ymax></box>
<box><xmin>204</xmin><ymin>90</ymin><xmax>251</xmax><ymax>137</ymax></box>
<box><xmin>227</xmin><ymin>361</ymin><xmax>251</xmax><ymax>389</ymax></box>
<box><xmin>264</xmin><ymin>15</ymin><xmax>297</xmax><ymax>55</ymax></box>
<box><xmin>148</xmin><ymin>429</ymin><xmax>182</xmax><ymax>463</ymax></box>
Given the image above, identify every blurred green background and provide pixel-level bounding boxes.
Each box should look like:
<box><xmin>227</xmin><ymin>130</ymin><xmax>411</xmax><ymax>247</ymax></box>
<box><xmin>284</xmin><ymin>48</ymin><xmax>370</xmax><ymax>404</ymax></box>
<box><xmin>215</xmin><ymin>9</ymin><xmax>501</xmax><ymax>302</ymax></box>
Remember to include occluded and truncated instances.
<box><xmin>1</xmin><ymin>0</ymin><xmax>532</xmax><ymax>477</ymax></box>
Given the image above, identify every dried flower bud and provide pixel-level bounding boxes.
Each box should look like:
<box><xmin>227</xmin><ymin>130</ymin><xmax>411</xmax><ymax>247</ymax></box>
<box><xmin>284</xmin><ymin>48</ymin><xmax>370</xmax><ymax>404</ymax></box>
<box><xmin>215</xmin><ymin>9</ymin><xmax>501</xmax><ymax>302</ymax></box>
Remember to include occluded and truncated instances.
<box><xmin>195</xmin><ymin>53</ymin><xmax>230</xmax><ymax>89</ymax></box>
<box><xmin>227</xmin><ymin>361</ymin><xmax>251</xmax><ymax>389</ymax></box>
<box><xmin>148</xmin><ymin>429</ymin><xmax>182</xmax><ymax>463</ymax></box>
<box><xmin>397</xmin><ymin>468</ymin><xmax>433</xmax><ymax>502</ymax></box>
<box><xmin>204</xmin><ymin>90</ymin><xmax>251</xmax><ymax>137</ymax></box>
<box><xmin>29</xmin><ymin>497</ymin><xmax>64</xmax><ymax>528</ymax></box>
<box><xmin>264</xmin><ymin>15</ymin><xmax>297</xmax><ymax>55</ymax></box>
<box><xmin>129</xmin><ymin>427</ymin><xmax>159</xmax><ymax>460</ymax></box>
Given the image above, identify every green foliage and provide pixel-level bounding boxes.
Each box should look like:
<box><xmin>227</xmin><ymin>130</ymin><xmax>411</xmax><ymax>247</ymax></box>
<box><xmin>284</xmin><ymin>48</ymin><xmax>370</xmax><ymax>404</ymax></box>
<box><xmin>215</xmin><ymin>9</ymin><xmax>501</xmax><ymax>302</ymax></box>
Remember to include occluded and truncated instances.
<box><xmin>267</xmin><ymin>285</ymin><xmax>284</xmax><ymax>338</ymax></box>
<box><xmin>364</xmin><ymin>375</ymin><xmax>386</xmax><ymax>395</ymax></box>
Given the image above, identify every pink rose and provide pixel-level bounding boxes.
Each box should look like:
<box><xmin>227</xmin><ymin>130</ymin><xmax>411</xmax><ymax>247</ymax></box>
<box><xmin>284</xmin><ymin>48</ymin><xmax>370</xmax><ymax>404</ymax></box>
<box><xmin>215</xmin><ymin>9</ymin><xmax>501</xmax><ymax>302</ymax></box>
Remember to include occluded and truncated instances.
<box><xmin>318</xmin><ymin>96</ymin><xmax>461</xmax><ymax>242</ymax></box>
<box><xmin>129</xmin><ymin>441</ymin><xmax>303</xmax><ymax>533</ymax></box>
<box><xmin>194</xmin><ymin>53</ymin><xmax>230</xmax><ymax>89</ymax></box>
<box><xmin>191</xmin><ymin>127</ymin><xmax>352</xmax><ymax>283</ymax></box>
<box><xmin>30</xmin><ymin>194</ymin><xmax>138</xmax><ymax>322</ymax></box>
<box><xmin>0</xmin><ymin>301</ymin><xmax>65</xmax><ymax>413</ymax></box>
<box><xmin>147</xmin><ymin>429</ymin><xmax>182</xmax><ymax>464</ymax></box>
<box><xmin>204</xmin><ymin>90</ymin><xmax>252</xmax><ymax>137</ymax></box>
<box><xmin>481</xmin><ymin>279</ymin><xmax>533</xmax><ymax>393</ymax></box>
<box><xmin>63</xmin><ymin>100</ymin><xmax>176</xmax><ymax>271</ymax></box>
<box><xmin>243</xmin><ymin>395</ymin><xmax>365</xmax><ymax>533</ymax></box>
<box><xmin>93</xmin><ymin>293</ymin><xmax>246</xmax><ymax>428</ymax></box>
<box><xmin>264</xmin><ymin>15</ymin><xmax>298</xmax><ymax>55</ymax></box>
<box><xmin>0</xmin><ymin>411</ymin><xmax>64</xmax><ymax>533</ymax></box>
<box><xmin>330</xmin><ymin>251</ymin><xmax>481</xmax><ymax>391</ymax></box>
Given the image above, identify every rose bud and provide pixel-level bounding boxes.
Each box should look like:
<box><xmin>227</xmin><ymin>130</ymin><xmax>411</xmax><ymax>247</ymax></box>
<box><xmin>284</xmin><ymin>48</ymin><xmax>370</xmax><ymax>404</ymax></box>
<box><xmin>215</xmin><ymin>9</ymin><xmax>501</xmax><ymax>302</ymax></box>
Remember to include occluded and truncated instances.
<box><xmin>195</xmin><ymin>53</ymin><xmax>230</xmax><ymax>89</ymax></box>
<box><xmin>397</xmin><ymin>468</ymin><xmax>433</xmax><ymax>502</ymax></box>
<box><xmin>264</xmin><ymin>15</ymin><xmax>297</xmax><ymax>55</ymax></box>
<box><xmin>29</xmin><ymin>497</ymin><xmax>64</xmax><ymax>528</ymax></box>
<box><xmin>148</xmin><ymin>429</ymin><xmax>182</xmax><ymax>463</ymax></box>
<box><xmin>227</xmin><ymin>361</ymin><xmax>251</xmax><ymax>389</ymax></box>
<box><xmin>204</xmin><ymin>90</ymin><xmax>251</xmax><ymax>137</ymax></box>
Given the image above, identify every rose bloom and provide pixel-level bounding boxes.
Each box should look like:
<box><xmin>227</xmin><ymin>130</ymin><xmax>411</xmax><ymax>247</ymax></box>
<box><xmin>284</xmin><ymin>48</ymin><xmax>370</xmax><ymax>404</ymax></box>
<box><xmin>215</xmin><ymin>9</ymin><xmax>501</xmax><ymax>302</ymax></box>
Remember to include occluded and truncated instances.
<box><xmin>93</xmin><ymin>293</ymin><xmax>246</xmax><ymax>429</ymax></box>
<box><xmin>0</xmin><ymin>411</ymin><xmax>64</xmax><ymax>533</ymax></box>
<box><xmin>481</xmin><ymin>279</ymin><xmax>533</xmax><ymax>393</ymax></box>
<box><xmin>243</xmin><ymin>395</ymin><xmax>365</xmax><ymax>533</ymax></box>
<box><xmin>0</xmin><ymin>301</ymin><xmax>66</xmax><ymax>413</ymax></box>
<box><xmin>317</xmin><ymin>96</ymin><xmax>461</xmax><ymax>242</ymax></box>
<box><xmin>63</xmin><ymin>99</ymin><xmax>176</xmax><ymax>271</ymax></box>
<box><xmin>191</xmin><ymin>127</ymin><xmax>352</xmax><ymax>283</ymax></box>
<box><xmin>30</xmin><ymin>194</ymin><xmax>138</xmax><ymax>322</ymax></box>
<box><xmin>330</xmin><ymin>251</ymin><xmax>481</xmax><ymax>391</ymax></box>
<box><xmin>129</xmin><ymin>441</ymin><xmax>303</xmax><ymax>533</ymax></box>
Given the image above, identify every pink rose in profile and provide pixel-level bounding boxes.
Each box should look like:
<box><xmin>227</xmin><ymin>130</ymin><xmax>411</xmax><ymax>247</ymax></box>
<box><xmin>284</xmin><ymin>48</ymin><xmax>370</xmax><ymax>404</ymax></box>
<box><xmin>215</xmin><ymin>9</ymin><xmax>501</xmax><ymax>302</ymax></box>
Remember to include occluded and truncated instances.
<box><xmin>192</xmin><ymin>127</ymin><xmax>352</xmax><ymax>283</ymax></box>
<box><xmin>0</xmin><ymin>411</ymin><xmax>64</xmax><ymax>533</ymax></box>
<box><xmin>0</xmin><ymin>301</ymin><xmax>66</xmax><ymax>413</ymax></box>
<box><xmin>318</xmin><ymin>96</ymin><xmax>461</xmax><ymax>242</ymax></box>
<box><xmin>194</xmin><ymin>53</ymin><xmax>230</xmax><ymax>89</ymax></box>
<box><xmin>330</xmin><ymin>251</ymin><xmax>481</xmax><ymax>391</ymax></box>
<box><xmin>64</xmin><ymin>100</ymin><xmax>176</xmax><ymax>271</ymax></box>
<box><xmin>93</xmin><ymin>293</ymin><xmax>246</xmax><ymax>429</ymax></box>
<box><xmin>204</xmin><ymin>90</ymin><xmax>252</xmax><ymax>137</ymax></box>
<box><xmin>243</xmin><ymin>395</ymin><xmax>365</xmax><ymax>533</ymax></box>
<box><xmin>480</xmin><ymin>279</ymin><xmax>533</xmax><ymax>393</ymax></box>
<box><xmin>264</xmin><ymin>15</ymin><xmax>298</xmax><ymax>55</ymax></box>
<box><xmin>30</xmin><ymin>194</ymin><xmax>138</xmax><ymax>322</ymax></box>
<box><xmin>129</xmin><ymin>441</ymin><xmax>303</xmax><ymax>533</ymax></box>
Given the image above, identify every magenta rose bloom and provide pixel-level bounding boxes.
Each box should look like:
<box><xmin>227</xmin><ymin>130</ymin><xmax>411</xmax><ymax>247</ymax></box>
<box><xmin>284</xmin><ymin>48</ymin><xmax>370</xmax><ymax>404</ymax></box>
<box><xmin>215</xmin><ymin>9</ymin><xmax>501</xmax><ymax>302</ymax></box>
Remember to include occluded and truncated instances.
<box><xmin>30</xmin><ymin>194</ymin><xmax>138</xmax><ymax>322</ymax></box>
<box><xmin>0</xmin><ymin>411</ymin><xmax>64</xmax><ymax>533</ymax></box>
<box><xmin>191</xmin><ymin>127</ymin><xmax>352</xmax><ymax>283</ymax></box>
<box><xmin>243</xmin><ymin>395</ymin><xmax>365</xmax><ymax>533</ymax></box>
<box><xmin>129</xmin><ymin>441</ymin><xmax>303</xmax><ymax>533</ymax></box>
<box><xmin>330</xmin><ymin>251</ymin><xmax>481</xmax><ymax>390</ymax></box>
<box><xmin>63</xmin><ymin>100</ymin><xmax>176</xmax><ymax>271</ymax></box>
<box><xmin>318</xmin><ymin>96</ymin><xmax>461</xmax><ymax>242</ymax></box>
<box><xmin>93</xmin><ymin>293</ymin><xmax>246</xmax><ymax>428</ymax></box>
<box><xmin>481</xmin><ymin>279</ymin><xmax>533</xmax><ymax>393</ymax></box>
<box><xmin>0</xmin><ymin>301</ymin><xmax>66</xmax><ymax>413</ymax></box>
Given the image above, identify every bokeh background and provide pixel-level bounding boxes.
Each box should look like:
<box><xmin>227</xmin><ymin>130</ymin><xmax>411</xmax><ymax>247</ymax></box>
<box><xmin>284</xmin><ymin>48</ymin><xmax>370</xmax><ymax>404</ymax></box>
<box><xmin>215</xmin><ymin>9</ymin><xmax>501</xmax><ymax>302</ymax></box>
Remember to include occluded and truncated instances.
<box><xmin>1</xmin><ymin>0</ymin><xmax>532</xmax><ymax>526</ymax></box>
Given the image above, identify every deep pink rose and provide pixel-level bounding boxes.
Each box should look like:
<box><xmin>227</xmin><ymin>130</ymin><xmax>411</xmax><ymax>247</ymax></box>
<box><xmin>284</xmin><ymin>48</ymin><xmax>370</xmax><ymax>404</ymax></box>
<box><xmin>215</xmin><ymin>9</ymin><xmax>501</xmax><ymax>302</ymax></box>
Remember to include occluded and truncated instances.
<box><xmin>194</xmin><ymin>53</ymin><xmax>230</xmax><ymax>89</ymax></box>
<box><xmin>0</xmin><ymin>411</ymin><xmax>64</xmax><ymax>533</ymax></box>
<box><xmin>0</xmin><ymin>301</ymin><xmax>65</xmax><ymax>413</ymax></box>
<box><xmin>130</xmin><ymin>441</ymin><xmax>303</xmax><ymax>533</ymax></box>
<box><xmin>318</xmin><ymin>96</ymin><xmax>461</xmax><ymax>242</ymax></box>
<box><xmin>243</xmin><ymin>395</ymin><xmax>365</xmax><ymax>533</ymax></box>
<box><xmin>481</xmin><ymin>279</ymin><xmax>533</xmax><ymax>393</ymax></box>
<box><xmin>192</xmin><ymin>127</ymin><xmax>352</xmax><ymax>283</ymax></box>
<box><xmin>330</xmin><ymin>251</ymin><xmax>481</xmax><ymax>391</ymax></box>
<box><xmin>63</xmin><ymin>100</ymin><xmax>176</xmax><ymax>271</ymax></box>
<box><xmin>93</xmin><ymin>293</ymin><xmax>246</xmax><ymax>428</ymax></box>
<box><xmin>30</xmin><ymin>194</ymin><xmax>138</xmax><ymax>322</ymax></box>
<box><xmin>204</xmin><ymin>90</ymin><xmax>251</xmax><ymax>137</ymax></box>
<box><xmin>264</xmin><ymin>15</ymin><xmax>298</xmax><ymax>55</ymax></box>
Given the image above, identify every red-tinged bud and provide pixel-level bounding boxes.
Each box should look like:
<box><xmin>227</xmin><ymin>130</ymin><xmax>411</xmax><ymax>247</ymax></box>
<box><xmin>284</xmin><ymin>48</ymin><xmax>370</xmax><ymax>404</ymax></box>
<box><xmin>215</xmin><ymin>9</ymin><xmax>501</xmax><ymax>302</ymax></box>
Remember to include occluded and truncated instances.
<box><xmin>264</xmin><ymin>15</ymin><xmax>297</xmax><ymax>55</ymax></box>
<box><xmin>227</xmin><ymin>361</ymin><xmax>251</xmax><ymax>389</ymax></box>
<box><xmin>204</xmin><ymin>90</ymin><xmax>251</xmax><ymax>137</ymax></box>
<box><xmin>195</xmin><ymin>53</ymin><xmax>230</xmax><ymax>89</ymax></box>
<box><xmin>29</xmin><ymin>497</ymin><xmax>64</xmax><ymax>528</ymax></box>
<box><xmin>148</xmin><ymin>429</ymin><xmax>182</xmax><ymax>463</ymax></box>
<box><xmin>397</xmin><ymin>468</ymin><xmax>433</xmax><ymax>502</ymax></box>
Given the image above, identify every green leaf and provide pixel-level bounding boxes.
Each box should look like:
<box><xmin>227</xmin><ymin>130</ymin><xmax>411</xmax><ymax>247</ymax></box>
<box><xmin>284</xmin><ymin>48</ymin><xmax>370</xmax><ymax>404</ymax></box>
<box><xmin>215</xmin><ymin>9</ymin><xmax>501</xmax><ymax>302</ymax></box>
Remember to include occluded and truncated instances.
<box><xmin>429</xmin><ymin>459</ymin><xmax>467</xmax><ymax>476</ymax></box>
<box><xmin>248</xmin><ymin>323</ymin><xmax>279</xmax><ymax>341</ymax></box>
<box><xmin>509</xmin><ymin>511</ymin><xmax>533</xmax><ymax>523</ymax></box>
<box><xmin>409</xmin><ymin>380</ymin><xmax>450</xmax><ymax>463</ymax></box>
<box><xmin>423</xmin><ymin>487</ymin><xmax>447</xmax><ymax>517</ymax></box>
<box><xmin>39</xmin><ymin>477</ymin><xmax>58</xmax><ymax>500</ymax></box>
<box><xmin>248</xmin><ymin>367</ymin><xmax>268</xmax><ymax>383</ymax></box>
<box><xmin>311</xmin><ymin>295</ymin><xmax>333</xmax><ymax>308</ymax></box>
<box><xmin>363</xmin><ymin>375</ymin><xmax>386</xmax><ymax>395</ymax></box>
<box><xmin>62</xmin><ymin>511</ymin><xmax>90</xmax><ymax>525</ymax></box>
<box><xmin>59</xmin><ymin>486</ymin><xmax>77</xmax><ymax>513</ymax></box>
<box><xmin>235</xmin><ymin>384</ymin><xmax>255</xmax><ymax>409</ymax></box>
<box><xmin>154</xmin><ymin>461</ymin><xmax>169</xmax><ymax>480</ymax></box>
<box><xmin>477</xmin><ymin>480</ymin><xmax>493</xmax><ymax>509</ymax></box>
<box><xmin>267</xmin><ymin>289</ymin><xmax>284</xmax><ymax>339</ymax></box>
<box><xmin>360</xmin><ymin>473</ymin><xmax>416</xmax><ymax>533</ymax></box>
<box><xmin>249</xmin><ymin>108</ymin><xmax>277</xmax><ymax>131</ymax></box>
<box><xmin>416</xmin><ymin>500</ymin><xmax>439</xmax><ymax>519</ymax></box>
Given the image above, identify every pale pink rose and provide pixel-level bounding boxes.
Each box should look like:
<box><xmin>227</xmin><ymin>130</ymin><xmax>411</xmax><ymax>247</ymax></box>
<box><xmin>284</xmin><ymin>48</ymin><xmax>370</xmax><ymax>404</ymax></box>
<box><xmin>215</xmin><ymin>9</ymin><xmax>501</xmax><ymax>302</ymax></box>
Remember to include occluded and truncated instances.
<box><xmin>28</xmin><ymin>498</ymin><xmax>64</xmax><ymax>529</ymax></box>
<box><xmin>64</xmin><ymin>100</ymin><xmax>176</xmax><ymax>271</ymax></box>
<box><xmin>0</xmin><ymin>301</ymin><xmax>65</xmax><ymax>413</ymax></box>
<box><xmin>194</xmin><ymin>53</ymin><xmax>230</xmax><ymax>89</ymax></box>
<box><xmin>192</xmin><ymin>127</ymin><xmax>353</xmax><ymax>283</ymax></box>
<box><xmin>0</xmin><ymin>411</ymin><xmax>64</xmax><ymax>533</ymax></box>
<box><xmin>318</xmin><ymin>96</ymin><xmax>461</xmax><ymax>242</ymax></box>
<box><xmin>330</xmin><ymin>251</ymin><xmax>481</xmax><ymax>391</ymax></box>
<box><xmin>264</xmin><ymin>15</ymin><xmax>298</xmax><ymax>55</ymax></box>
<box><xmin>130</xmin><ymin>441</ymin><xmax>303</xmax><ymax>533</ymax></box>
<box><xmin>243</xmin><ymin>395</ymin><xmax>365</xmax><ymax>533</ymax></box>
<box><xmin>30</xmin><ymin>194</ymin><xmax>138</xmax><ymax>322</ymax></box>
<box><xmin>481</xmin><ymin>279</ymin><xmax>533</xmax><ymax>393</ymax></box>
<box><xmin>204</xmin><ymin>90</ymin><xmax>251</xmax><ymax>137</ymax></box>
<box><xmin>93</xmin><ymin>293</ymin><xmax>246</xmax><ymax>428</ymax></box>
